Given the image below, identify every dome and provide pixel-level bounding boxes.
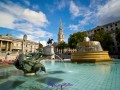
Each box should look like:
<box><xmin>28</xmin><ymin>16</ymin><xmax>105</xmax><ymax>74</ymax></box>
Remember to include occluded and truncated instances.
<box><xmin>23</xmin><ymin>34</ymin><xmax>27</xmax><ymax>40</ymax></box>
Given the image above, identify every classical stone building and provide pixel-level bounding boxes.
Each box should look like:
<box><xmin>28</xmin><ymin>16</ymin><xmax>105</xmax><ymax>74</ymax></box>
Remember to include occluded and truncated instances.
<box><xmin>87</xmin><ymin>20</ymin><xmax>120</xmax><ymax>54</ymax></box>
<box><xmin>0</xmin><ymin>34</ymin><xmax>39</xmax><ymax>53</ymax></box>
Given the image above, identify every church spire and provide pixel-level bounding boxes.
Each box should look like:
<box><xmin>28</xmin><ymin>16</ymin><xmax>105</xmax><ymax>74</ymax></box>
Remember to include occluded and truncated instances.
<box><xmin>59</xmin><ymin>20</ymin><xmax>62</xmax><ymax>30</ymax></box>
<box><xmin>58</xmin><ymin>20</ymin><xmax>64</xmax><ymax>43</ymax></box>
<box><xmin>59</xmin><ymin>20</ymin><xmax>63</xmax><ymax>33</ymax></box>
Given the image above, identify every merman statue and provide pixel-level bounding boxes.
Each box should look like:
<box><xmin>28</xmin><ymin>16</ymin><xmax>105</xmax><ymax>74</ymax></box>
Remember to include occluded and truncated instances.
<box><xmin>14</xmin><ymin>52</ymin><xmax>49</xmax><ymax>76</ymax></box>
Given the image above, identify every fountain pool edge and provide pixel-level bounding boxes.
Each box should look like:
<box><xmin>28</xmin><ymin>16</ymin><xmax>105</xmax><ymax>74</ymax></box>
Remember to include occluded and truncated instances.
<box><xmin>71</xmin><ymin>51</ymin><xmax>112</xmax><ymax>63</ymax></box>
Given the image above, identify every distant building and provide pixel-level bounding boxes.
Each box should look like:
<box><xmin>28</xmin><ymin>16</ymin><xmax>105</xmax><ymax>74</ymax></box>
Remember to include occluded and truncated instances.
<box><xmin>0</xmin><ymin>34</ymin><xmax>40</xmax><ymax>53</ymax></box>
<box><xmin>87</xmin><ymin>20</ymin><xmax>120</xmax><ymax>37</ymax></box>
<box><xmin>87</xmin><ymin>20</ymin><xmax>120</xmax><ymax>54</ymax></box>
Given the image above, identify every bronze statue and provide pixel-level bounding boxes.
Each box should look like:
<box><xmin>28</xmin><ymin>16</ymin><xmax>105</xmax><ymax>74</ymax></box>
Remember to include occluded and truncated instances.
<box><xmin>14</xmin><ymin>52</ymin><xmax>49</xmax><ymax>75</ymax></box>
<box><xmin>47</xmin><ymin>38</ymin><xmax>53</xmax><ymax>45</ymax></box>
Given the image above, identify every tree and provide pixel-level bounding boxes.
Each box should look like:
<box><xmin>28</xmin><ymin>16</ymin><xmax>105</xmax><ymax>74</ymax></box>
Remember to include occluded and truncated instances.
<box><xmin>36</xmin><ymin>42</ymin><xmax>43</xmax><ymax>53</ymax></box>
<box><xmin>92</xmin><ymin>30</ymin><xmax>113</xmax><ymax>51</ymax></box>
<box><xmin>115</xmin><ymin>29</ymin><xmax>120</xmax><ymax>44</ymax></box>
<box><xmin>68</xmin><ymin>32</ymin><xmax>87</xmax><ymax>48</ymax></box>
<box><xmin>57</xmin><ymin>42</ymin><xmax>68</xmax><ymax>49</ymax></box>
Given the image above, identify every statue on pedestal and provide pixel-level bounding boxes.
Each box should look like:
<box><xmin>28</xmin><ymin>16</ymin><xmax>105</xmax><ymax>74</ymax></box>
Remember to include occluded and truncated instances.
<box><xmin>47</xmin><ymin>38</ymin><xmax>53</xmax><ymax>45</ymax></box>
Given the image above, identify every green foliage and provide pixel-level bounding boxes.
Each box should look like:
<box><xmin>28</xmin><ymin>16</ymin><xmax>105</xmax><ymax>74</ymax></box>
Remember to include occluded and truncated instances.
<box><xmin>57</xmin><ymin>42</ymin><xmax>68</xmax><ymax>49</ymax></box>
<box><xmin>36</xmin><ymin>48</ymin><xmax>43</xmax><ymax>53</ymax></box>
<box><xmin>68</xmin><ymin>32</ymin><xmax>87</xmax><ymax>48</ymax></box>
<box><xmin>36</xmin><ymin>42</ymin><xmax>43</xmax><ymax>52</ymax></box>
<box><xmin>92</xmin><ymin>30</ymin><xmax>113</xmax><ymax>51</ymax></box>
<box><xmin>115</xmin><ymin>29</ymin><xmax>120</xmax><ymax>43</ymax></box>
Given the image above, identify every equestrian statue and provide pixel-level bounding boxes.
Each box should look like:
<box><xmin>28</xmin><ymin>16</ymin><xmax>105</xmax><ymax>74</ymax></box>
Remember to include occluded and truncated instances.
<box><xmin>47</xmin><ymin>38</ymin><xmax>53</xmax><ymax>45</ymax></box>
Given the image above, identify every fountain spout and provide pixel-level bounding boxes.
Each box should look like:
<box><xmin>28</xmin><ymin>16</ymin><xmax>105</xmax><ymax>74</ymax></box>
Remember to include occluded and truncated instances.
<box><xmin>84</xmin><ymin>36</ymin><xmax>90</xmax><ymax>42</ymax></box>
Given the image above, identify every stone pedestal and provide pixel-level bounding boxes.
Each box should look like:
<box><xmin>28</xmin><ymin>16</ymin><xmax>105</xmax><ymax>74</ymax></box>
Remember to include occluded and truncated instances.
<box><xmin>43</xmin><ymin>45</ymin><xmax>55</xmax><ymax>59</ymax></box>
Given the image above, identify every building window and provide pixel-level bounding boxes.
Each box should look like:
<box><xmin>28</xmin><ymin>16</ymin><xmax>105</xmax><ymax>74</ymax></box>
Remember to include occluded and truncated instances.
<box><xmin>26</xmin><ymin>45</ymin><xmax>27</xmax><ymax>47</ymax></box>
<box><xmin>118</xmin><ymin>47</ymin><xmax>120</xmax><ymax>51</ymax></box>
<box><xmin>115</xmin><ymin>23</ymin><xmax>117</xmax><ymax>26</ymax></box>
<box><xmin>111</xmin><ymin>29</ymin><xmax>113</xmax><ymax>31</ymax></box>
<box><xmin>110</xmin><ymin>25</ymin><xmax>112</xmax><ymax>27</ymax></box>
<box><xmin>117</xmin><ymin>42</ymin><xmax>119</xmax><ymax>45</ymax></box>
<box><xmin>115</xmin><ymin>27</ymin><xmax>118</xmax><ymax>30</ymax></box>
<box><xmin>106</xmin><ymin>26</ymin><xmax>108</xmax><ymax>29</ymax></box>
<box><xmin>112</xmin><ymin>47</ymin><xmax>115</xmax><ymax>50</ymax></box>
<box><xmin>112</xmin><ymin>42</ymin><xmax>114</xmax><ymax>46</ymax></box>
<box><xmin>97</xmin><ymin>29</ymin><xmax>100</xmax><ymax>31</ymax></box>
<box><xmin>94</xmin><ymin>30</ymin><xmax>97</xmax><ymax>33</ymax></box>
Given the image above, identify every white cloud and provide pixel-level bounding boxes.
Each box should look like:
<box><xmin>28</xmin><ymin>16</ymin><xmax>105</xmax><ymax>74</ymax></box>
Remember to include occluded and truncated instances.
<box><xmin>0</xmin><ymin>11</ymin><xmax>15</xmax><ymax>29</ymax></box>
<box><xmin>23</xmin><ymin>9</ymin><xmax>49</xmax><ymax>27</ymax></box>
<box><xmin>40</xmin><ymin>40</ymin><xmax>47</xmax><ymax>47</ymax></box>
<box><xmin>15</xmin><ymin>22</ymin><xmax>52</xmax><ymax>38</ymax></box>
<box><xmin>23</xmin><ymin>0</ymin><xmax>30</xmax><ymax>6</ymax></box>
<box><xmin>69</xmin><ymin>2</ymin><xmax>94</xmax><ymax>30</ymax></box>
<box><xmin>0</xmin><ymin>1</ymin><xmax>52</xmax><ymax>42</ymax></box>
<box><xmin>16</xmin><ymin>34</ymin><xmax>47</xmax><ymax>46</ymax></box>
<box><xmin>69</xmin><ymin>24</ymin><xmax>79</xmax><ymax>31</ymax></box>
<box><xmin>0</xmin><ymin>1</ymin><xmax>24</xmax><ymax>16</ymax></box>
<box><xmin>47</xmin><ymin>0</ymin><xmax>67</xmax><ymax>13</ymax></box>
<box><xmin>69</xmin><ymin>1</ymin><xmax>92</xmax><ymax>19</ymax></box>
<box><xmin>96</xmin><ymin>0</ymin><xmax>120</xmax><ymax>25</ymax></box>
<box><xmin>69</xmin><ymin>0</ymin><xmax>120</xmax><ymax>31</ymax></box>
<box><xmin>32</xmin><ymin>5</ymin><xmax>39</xmax><ymax>10</ymax></box>
<box><xmin>69</xmin><ymin>1</ymin><xmax>80</xmax><ymax>17</ymax></box>
<box><xmin>69</xmin><ymin>24</ymin><xmax>86</xmax><ymax>32</ymax></box>
<box><xmin>57</xmin><ymin>0</ymin><xmax>66</xmax><ymax>10</ymax></box>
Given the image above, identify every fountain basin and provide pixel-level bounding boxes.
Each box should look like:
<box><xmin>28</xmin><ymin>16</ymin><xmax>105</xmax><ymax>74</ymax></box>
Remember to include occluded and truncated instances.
<box><xmin>71</xmin><ymin>51</ymin><xmax>111</xmax><ymax>63</ymax></box>
<box><xmin>0</xmin><ymin>60</ymin><xmax>120</xmax><ymax>90</ymax></box>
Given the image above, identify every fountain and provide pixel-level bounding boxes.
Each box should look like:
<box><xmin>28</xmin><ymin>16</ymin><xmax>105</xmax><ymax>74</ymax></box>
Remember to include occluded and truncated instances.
<box><xmin>71</xmin><ymin>37</ymin><xmax>111</xmax><ymax>62</ymax></box>
<box><xmin>1</xmin><ymin>38</ymin><xmax>120</xmax><ymax>90</ymax></box>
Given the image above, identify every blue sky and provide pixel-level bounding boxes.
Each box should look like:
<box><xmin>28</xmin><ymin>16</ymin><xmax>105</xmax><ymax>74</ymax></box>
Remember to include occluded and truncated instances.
<box><xmin>0</xmin><ymin>0</ymin><xmax>120</xmax><ymax>46</ymax></box>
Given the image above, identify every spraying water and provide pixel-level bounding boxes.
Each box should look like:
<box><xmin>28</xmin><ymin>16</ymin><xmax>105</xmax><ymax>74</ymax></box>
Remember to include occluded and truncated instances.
<box><xmin>54</xmin><ymin>54</ymin><xmax>64</xmax><ymax>62</ymax></box>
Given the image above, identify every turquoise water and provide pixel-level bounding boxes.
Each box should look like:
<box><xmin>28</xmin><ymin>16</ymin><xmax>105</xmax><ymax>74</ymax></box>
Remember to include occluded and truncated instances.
<box><xmin>0</xmin><ymin>59</ymin><xmax>120</xmax><ymax>90</ymax></box>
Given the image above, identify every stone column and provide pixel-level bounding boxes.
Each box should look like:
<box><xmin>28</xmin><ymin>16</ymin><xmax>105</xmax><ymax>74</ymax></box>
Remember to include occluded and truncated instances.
<box><xmin>22</xmin><ymin>41</ymin><xmax>25</xmax><ymax>53</ymax></box>
<box><xmin>0</xmin><ymin>41</ymin><xmax>2</xmax><ymax>51</ymax></box>
<box><xmin>6</xmin><ymin>41</ymin><xmax>9</xmax><ymax>51</ymax></box>
<box><xmin>10</xmin><ymin>42</ymin><xmax>12</xmax><ymax>51</ymax></box>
